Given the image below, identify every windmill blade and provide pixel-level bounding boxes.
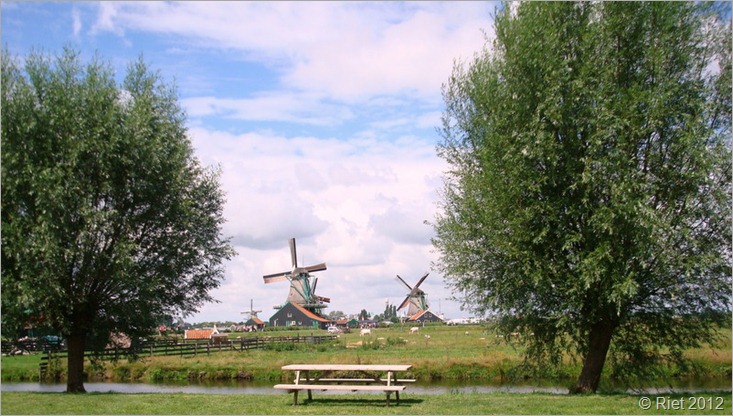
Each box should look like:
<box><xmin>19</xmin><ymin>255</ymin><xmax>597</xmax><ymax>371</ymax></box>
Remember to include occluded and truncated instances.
<box><xmin>397</xmin><ymin>295</ymin><xmax>411</xmax><ymax>310</ymax></box>
<box><xmin>263</xmin><ymin>271</ymin><xmax>291</xmax><ymax>283</ymax></box>
<box><xmin>305</xmin><ymin>263</ymin><xmax>327</xmax><ymax>273</ymax></box>
<box><xmin>316</xmin><ymin>295</ymin><xmax>331</xmax><ymax>303</ymax></box>
<box><xmin>396</xmin><ymin>275</ymin><xmax>413</xmax><ymax>291</ymax></box>
<box><xmin>289</xmin><ymin>238</ymin><xmax>298</xmax><ymax>268</ymax></box>
<box><xmin>312</xmin><ymin>277</ymin><xmax>318</xmax><ymax>294</ymax></box>
<box><xmin>413</xmin><ymin>272</ymin><xmax>430</xmax><ymax>290</ymax></box>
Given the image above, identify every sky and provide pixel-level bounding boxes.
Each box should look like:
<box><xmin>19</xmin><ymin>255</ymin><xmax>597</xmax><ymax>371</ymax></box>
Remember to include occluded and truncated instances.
<box><xmin>2</xmin><ymin>1</ymin><xmax>498</xmax><ymax>324</ymax></box>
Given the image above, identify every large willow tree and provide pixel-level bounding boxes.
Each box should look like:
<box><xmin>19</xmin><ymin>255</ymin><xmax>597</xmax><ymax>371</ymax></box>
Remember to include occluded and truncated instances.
<box><xmin>2</xmin><ymin>48</ymin><xmax>235</xmax><ymax>393</ymax></box>
<box><xmin>433</xmin><ymin>2</ymin><xmax>731</xmax><ymax>393</ymax></box>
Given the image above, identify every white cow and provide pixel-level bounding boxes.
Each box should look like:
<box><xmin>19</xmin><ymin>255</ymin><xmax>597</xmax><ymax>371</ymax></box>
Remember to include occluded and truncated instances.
<box><xmin>409</xmin><ymin>327</ymin><xmax>420</xmax><ymax>334</ymax></box>
<box><xmin>359</xmin><ymin>328</ymin><xmax>372</xmax><ymax>336</ymax></box>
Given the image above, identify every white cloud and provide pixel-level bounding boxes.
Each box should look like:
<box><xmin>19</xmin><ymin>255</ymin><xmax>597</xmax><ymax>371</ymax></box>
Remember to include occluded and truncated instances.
<box><xmin>182</xmin><ymin>93</ymin><xmax>354</xmax><ymax>126</ymax></box>
<box><xmin>90</xmin><ymin>1</ymin><xmax>492</xmax><ymax>102</ymax></box>
<box><xmin>90</xmin><ymin>2</ymin><xmax>122</xmax><ymax>35</ymax></box>
<box><xmin>416</xmin><ymin>111</ymin><xmax>443</xmax><ymax>130</ymax></box>
<box><xmin>370</xmin><ymin>204</ymin><xmax>434</xmax><ymax>246</ymax></box>
<box><xmin>72</xmin><ymin>7</ymin><xmax>82</xmax><ymax>37</ymax></box>
<box><xmin>281</xmin><ymin>4</ymin><xmax>491</xmax><ymax>101</ymax></box>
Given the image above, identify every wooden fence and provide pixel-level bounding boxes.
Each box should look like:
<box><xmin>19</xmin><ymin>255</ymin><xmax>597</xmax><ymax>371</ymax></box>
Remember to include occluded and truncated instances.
<box><xmin>39</xmin><ymin>334</ymin><xmax>336</xmax><ymax>378</ymax></box>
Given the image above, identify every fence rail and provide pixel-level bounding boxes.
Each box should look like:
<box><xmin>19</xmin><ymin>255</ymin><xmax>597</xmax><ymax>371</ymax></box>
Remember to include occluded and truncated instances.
<box><xmin>38</xmin><ymin>334</ymin><xmax>336</xmax><ymax>378</ymax></box>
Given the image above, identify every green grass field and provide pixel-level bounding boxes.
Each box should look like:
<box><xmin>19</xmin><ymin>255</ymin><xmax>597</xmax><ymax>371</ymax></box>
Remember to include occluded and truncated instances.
<box><xmin>2</xmin><ymin>324</ymin><xmax>731</xmax><ymax>387</ymax></box>
<box><xmin>2</xmin><ymin>325</ymin><xmax>730</xmax><ymax>415</ymax></box>
<box><xmin>1</xmin><ymin>391</ymin><xmax>731</xmax><ymax>414</ymax></box>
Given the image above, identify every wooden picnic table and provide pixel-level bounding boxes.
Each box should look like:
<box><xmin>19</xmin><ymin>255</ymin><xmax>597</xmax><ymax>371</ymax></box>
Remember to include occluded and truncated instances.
<box><xmin>274</xmin><ymin>364</ymin><xmax>413</xmax><ymax>406</ymax></box>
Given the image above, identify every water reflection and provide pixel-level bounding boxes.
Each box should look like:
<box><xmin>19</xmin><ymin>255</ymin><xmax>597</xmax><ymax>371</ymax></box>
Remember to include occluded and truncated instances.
<box><xmin>2</xmin><ymin>379</ymin><xmax>730</xmax><ymax>395</ymax></box>
<box><xmin>0</xmin><ymin>381</ymin><xmax>277</xmax><ymax>395</ymax></box>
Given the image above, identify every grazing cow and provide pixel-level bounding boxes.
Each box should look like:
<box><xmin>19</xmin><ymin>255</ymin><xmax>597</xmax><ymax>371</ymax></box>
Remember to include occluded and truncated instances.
<box><xmin>409</xmin><ymin>327</ymin><xmax>420</xmax><ymax>334</ymax></box>
<box><xmin>359</xmin><ymin>328</ymin><xmax>371</xmax><ymax>337</ymax></box>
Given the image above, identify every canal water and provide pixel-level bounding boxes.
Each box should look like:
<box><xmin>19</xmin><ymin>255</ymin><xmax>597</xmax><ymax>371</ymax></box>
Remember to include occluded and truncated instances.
<box><xmin>2</xmin><ymin>379</ymin><xmax>730</xmax><ymax>395</ymax></box>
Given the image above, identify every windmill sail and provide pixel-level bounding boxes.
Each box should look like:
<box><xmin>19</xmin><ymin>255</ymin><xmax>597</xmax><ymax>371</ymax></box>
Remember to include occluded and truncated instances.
<box><xmin>263</xmin><ymin>271</ymin><xmax>290</xmax><ymax>283</ymax></box>
<box><xmin>289</xmin><ymin>238</ymin><xmax>298</xmax><ymax>268</ymax></box>
<box><xmin>242</xmin><ymin>299</ymin><xmax>262</xmax><ymax>320</ymax></box>
<box><xmin>396</xmin><ymin>272</ymin><xmax>430</xmax><ymax>316</ymax></box>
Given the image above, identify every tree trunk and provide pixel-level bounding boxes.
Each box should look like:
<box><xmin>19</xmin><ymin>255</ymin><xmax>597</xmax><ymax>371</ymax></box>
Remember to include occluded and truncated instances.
<box><xmin>66</xmin><ymin>332</ymin><xmax>87</xmax><ymax>393</ymax></box>
<box><xmin>570</xmin><ymin>320</ymin><xmax>615</xmax><ymax>394</ymax></box>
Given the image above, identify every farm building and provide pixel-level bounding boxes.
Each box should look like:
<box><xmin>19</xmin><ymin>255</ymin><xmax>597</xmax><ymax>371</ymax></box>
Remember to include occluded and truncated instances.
<box><xmin>334</xmin><ymin>318</ymin><xmax>359</xmax><ymax>329</ymax></box>
<box><xmin>245</xmin><ymin>316</ymin><xmax>266</xmax><ymax>331</ymax></box>
<box><xmin>358</xmin><ymin>319</ymin><xmax>378</xmax><ymax>328</ymax></box>
<box><xmin>407</xmin><ymin>310</ymin><xmax>443</xmax><ymax>324</ymax></box>
<box><xmin>269</xmin><ymin>301</ymin><xmax>332</xmax><ymax>329</ymax></box>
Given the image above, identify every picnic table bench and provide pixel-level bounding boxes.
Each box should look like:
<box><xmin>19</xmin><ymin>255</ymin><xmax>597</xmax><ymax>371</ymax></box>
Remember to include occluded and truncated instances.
<box><xmin>274</xmin><ymin>364</ymin><xmax>413</xmax><ymax>406</ymax></box>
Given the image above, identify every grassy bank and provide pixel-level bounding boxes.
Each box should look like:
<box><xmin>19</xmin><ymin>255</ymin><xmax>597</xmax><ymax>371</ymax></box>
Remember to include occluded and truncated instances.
<box><xmin>2</xmin><ymin>325</ymin><xmax>730</xmax><ymax>387</ymax></box>
<box><xmin>2</xmin><ymin>391</ymin><xmax>731</xmax><ymax>414</ymax></box>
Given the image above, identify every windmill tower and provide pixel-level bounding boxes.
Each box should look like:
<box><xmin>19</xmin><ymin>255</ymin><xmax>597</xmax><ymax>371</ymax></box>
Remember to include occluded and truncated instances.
<box><xmin>396</xmin><ymin>272</ymin><xmax>430</xmax><ymax>317</ymax></box>
<box><xmin>263</xmin><ymin>238</ymin><xmax>330</xmax><ymax>315</ymax></box>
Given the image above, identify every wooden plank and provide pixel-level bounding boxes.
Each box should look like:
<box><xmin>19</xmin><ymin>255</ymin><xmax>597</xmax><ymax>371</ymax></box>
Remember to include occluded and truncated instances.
<box><xmin>282</xmin><ymin>364</ymin><xmax>411</xmax><ymax>371</ymax></box>
<box><xmin>316</xmin><ymin>378</ymin><xmax>416</xmax><ymax>383</ymax></box>
<box><xmin>274</xmin><ymin>384</ymin><xmax>405</xmax><ymax>391</ymax></box>
<box><xmin>313</xmin><ymin>378</ymin><xmax>379</xmax><ymax>383</ymax></box>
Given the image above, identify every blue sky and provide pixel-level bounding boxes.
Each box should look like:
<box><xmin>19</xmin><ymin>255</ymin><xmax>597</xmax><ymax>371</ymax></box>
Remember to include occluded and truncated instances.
<box><xmin>2</xmin><ymin>1</ymin><xmax>497</xmax><ymax>323</ymax></box>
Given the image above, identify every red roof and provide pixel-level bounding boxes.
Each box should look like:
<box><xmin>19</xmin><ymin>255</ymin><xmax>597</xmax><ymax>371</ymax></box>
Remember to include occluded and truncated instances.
<box><xmin>407</xmin><ymin>310</ymin><xmax>427</xmax><ymax>321</ymax></box>
<box><xmin>185</xmin><ymin>329</ymin><xmax>214</xmax><ymax>339</ymax></box>
<box><xmin>248</xmin><ymin>317</ymin><xmax>265</xmax><ymax>325</ymax></box>
<box><xmin>290</xmin><ymin>302</ymin><xmax>331</xmax><ymax>323</ymax></box>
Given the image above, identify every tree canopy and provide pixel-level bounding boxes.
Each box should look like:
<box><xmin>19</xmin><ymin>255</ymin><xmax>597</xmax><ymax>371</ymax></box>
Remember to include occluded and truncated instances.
<box><xmin>1</xmin><ymin>48</ymin><xmax>235</xmax><ymax>392</ymax></box>
<box><xmin>433</xmin><ymin>2</ymin><xmax>731</xmax><ymax>393</ymax></box>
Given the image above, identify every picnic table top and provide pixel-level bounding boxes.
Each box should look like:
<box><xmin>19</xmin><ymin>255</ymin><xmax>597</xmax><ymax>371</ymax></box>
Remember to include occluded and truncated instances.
<box><xmin>281</xmin><ymin>364</ymin><xmax>412</xmax><ymax>372</ymax></box>
<box><xmin>274</xmin><ymin>384</ymin><xmax>406</xmax><ymax>391</ymax></box>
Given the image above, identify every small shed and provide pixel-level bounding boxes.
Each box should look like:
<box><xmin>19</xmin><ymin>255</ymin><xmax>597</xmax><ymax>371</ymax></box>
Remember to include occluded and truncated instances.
<box><xmin>245</xmin><ymin>316</ymin><xmax>266</xmax><ymax>331</ymax></box>
<box><xmin>184</xmin><ymin>329</ymin><xmax>214</xmax><ymax>340</ymax></box>
<box><xmin>335</xmin><ymin>319</ymin><xmax>358</xmax><ymax>329</ymax></box>
<box><xmin>358</xmin><ymin>319</ymin><xmax>378</xmax><ymax>328</ymax></box>
<box><xmin>184</xmin><ymin>325</ymin><xmax>221</xmax><ymax>341</ymax></box>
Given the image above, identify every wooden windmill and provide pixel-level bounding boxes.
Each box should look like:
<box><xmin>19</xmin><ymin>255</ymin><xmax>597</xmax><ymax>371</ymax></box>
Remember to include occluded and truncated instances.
<box><xmin>241</xmin><ymin>299</ymin><xmax>265</xmax><ymax>330</ymax></box>
<box><xmin>263</xmin><ymin>238</ymin><xmax>330</xmax><ymax>314</ymax></box>
<box><xmin>396</xmin><ymin>272</ymin><xmax>430</xmax><ymax>317</ymax></box>
<box><xmin>241</xmin><ymin>299</ymin><xmax>262</xmax><ymax>319</ymax></box>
